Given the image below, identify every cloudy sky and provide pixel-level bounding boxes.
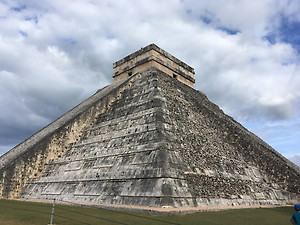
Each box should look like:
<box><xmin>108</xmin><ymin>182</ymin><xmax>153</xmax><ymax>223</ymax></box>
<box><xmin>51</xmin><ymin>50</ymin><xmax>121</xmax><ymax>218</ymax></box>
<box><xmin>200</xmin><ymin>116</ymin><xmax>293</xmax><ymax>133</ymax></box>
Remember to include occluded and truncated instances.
<box><xmin>0</xmin><ymin>0</ymin><xmax>300</xmax><ymax>166</ymax></box>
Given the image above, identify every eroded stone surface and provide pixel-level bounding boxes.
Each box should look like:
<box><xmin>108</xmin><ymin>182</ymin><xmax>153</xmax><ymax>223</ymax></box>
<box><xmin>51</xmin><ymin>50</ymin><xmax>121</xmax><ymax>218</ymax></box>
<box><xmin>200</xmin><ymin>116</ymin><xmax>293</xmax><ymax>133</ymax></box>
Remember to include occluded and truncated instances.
<box><xmin>0</xmin><ymin>68</ymin><xmax>299</xmax><ymax>208</ymax></box>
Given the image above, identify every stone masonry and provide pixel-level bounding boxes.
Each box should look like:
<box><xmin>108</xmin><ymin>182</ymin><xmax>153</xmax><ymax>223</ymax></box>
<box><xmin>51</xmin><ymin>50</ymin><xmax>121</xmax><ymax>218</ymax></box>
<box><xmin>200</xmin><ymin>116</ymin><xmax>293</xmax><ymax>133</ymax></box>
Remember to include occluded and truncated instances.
<box><xmin>113</xmin><ymin>44</ymin><xmax>195</xmax><ymax>88</ymax></box>
<box><xmin>0</xmin><ymin>44</ymin><xmax>299</xmax><ymax>209</ymax></box>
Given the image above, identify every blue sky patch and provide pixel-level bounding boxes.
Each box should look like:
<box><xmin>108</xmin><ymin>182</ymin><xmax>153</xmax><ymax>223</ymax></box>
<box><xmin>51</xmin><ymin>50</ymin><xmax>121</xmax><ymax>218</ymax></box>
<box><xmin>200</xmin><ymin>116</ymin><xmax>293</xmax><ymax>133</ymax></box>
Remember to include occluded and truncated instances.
<box><xmin>11</xmin><ymin>5</ymin><xmax>26</xmax><ymax>12</ymax></box>
<box><xmin>25</xmin><ymin>15</ymin><xmax>38</xmax><ymax>24</ymax></box>
<box><xmin>263</xmin><ymin>34</ymin><xmax>276</xmax><ymax>45</ymax></box>
<box><xmin>217</xmin><ymin>26</ymin><xmax>240</xmax><ymax>35</ymax></box>
<box><xmin>279</xmin><ymin>17</ymin><xmax>300</xmax><ymax>53</ymax></box>
<box><xmin>264</xmin><ymin>16</ymin><xmax>300</xmax><ymax>53</ymax></box>
<box><xmin>19</xmin><ymin>30</ymin><xmax>28</xmax><ymax>37</ymax></box>
<box><xmin>200</xmin><ymin>15</ymin><xmax>212</xmax><ymax>24</ymax></box>
<box><xmin>63</xmin><ymin>37</ymin><xmax>78</xmax><ymax>46</ymax></box>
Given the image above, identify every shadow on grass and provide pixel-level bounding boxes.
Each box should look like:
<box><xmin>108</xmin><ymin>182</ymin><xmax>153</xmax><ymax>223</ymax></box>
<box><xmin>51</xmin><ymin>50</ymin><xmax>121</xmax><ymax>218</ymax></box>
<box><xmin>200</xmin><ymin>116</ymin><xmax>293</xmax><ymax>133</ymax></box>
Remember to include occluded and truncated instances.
<box><xmin>1</xmin><ymin>200</ymin><xmax>180</xmax><ymax>225</ymax></box>
<box><xmin>58</xmin><ymin>201</ymin><xmax>181</xmax><ymax>225</ymax></box>
<box><xmin>2</xmin><ymin>204</ymin><xmax>128</xmax><ymax>225</ymax></box>
<box><xmin>56</xmin><ymin>207</ymin><xmax>129</xmax><ymax>225</ymax></box>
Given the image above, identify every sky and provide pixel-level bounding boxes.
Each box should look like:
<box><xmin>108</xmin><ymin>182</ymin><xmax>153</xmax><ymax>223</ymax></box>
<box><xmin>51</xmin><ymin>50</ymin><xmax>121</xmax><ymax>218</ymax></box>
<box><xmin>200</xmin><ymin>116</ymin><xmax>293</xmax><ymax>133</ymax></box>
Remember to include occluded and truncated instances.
<box><xmin>0</xmin><ymin>0</ymin><xmax>300</xmax><ymax>166</ymax></box>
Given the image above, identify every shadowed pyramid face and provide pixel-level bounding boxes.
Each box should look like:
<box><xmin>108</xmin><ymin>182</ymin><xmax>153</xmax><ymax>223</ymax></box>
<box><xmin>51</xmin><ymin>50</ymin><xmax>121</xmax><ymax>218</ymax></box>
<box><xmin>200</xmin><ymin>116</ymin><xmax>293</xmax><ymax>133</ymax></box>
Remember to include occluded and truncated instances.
<box><xmin>1</xmin><ymin>45</ymin><xmax>300</xmax><ymax>209</ymax></box>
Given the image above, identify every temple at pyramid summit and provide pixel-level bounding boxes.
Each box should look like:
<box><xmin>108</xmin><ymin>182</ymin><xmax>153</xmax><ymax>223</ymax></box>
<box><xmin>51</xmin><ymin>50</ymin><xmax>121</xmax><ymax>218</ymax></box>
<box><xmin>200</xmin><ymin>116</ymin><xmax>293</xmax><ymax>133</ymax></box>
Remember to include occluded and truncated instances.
<box><xmin>0</xmin><ymin>44</ymin><xmax>300</xmax><ymax>211</ymax></box>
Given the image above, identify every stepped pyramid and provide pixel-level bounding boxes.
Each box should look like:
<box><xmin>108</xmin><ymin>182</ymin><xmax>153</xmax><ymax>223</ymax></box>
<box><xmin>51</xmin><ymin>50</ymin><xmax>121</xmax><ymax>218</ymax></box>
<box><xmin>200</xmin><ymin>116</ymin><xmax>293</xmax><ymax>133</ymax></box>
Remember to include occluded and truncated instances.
<box><xmin>0</xmin><ymin>44</ymin><xmax>299</xmax><ymax>209</ymax></box>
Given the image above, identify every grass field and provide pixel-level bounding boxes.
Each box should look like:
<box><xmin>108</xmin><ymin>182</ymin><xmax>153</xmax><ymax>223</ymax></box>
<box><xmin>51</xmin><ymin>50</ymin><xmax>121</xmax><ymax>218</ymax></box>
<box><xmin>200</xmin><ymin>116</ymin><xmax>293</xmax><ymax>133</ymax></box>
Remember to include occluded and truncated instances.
<box><xmin>0</xmin><ymin>199</ymin><xmax>294</xmax><ymax>225</ymax></box>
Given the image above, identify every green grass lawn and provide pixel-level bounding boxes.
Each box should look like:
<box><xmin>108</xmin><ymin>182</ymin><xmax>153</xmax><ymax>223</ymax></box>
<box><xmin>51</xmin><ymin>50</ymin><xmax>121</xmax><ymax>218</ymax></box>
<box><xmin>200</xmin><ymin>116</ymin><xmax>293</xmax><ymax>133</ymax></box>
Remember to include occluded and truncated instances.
<box><xmin>0</xmin><ymin>199</ymin><xmax>294</xmax><ymax>225</ymax></box>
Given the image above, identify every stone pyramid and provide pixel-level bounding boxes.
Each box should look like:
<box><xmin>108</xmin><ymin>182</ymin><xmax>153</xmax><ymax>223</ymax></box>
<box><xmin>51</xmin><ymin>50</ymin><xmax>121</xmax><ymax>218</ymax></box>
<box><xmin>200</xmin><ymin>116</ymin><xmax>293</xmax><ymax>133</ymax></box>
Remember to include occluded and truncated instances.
<box><xmin>0</xmin><ymin>44</ymin><xmax>299</xmax><ymax>209</ymax></box>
